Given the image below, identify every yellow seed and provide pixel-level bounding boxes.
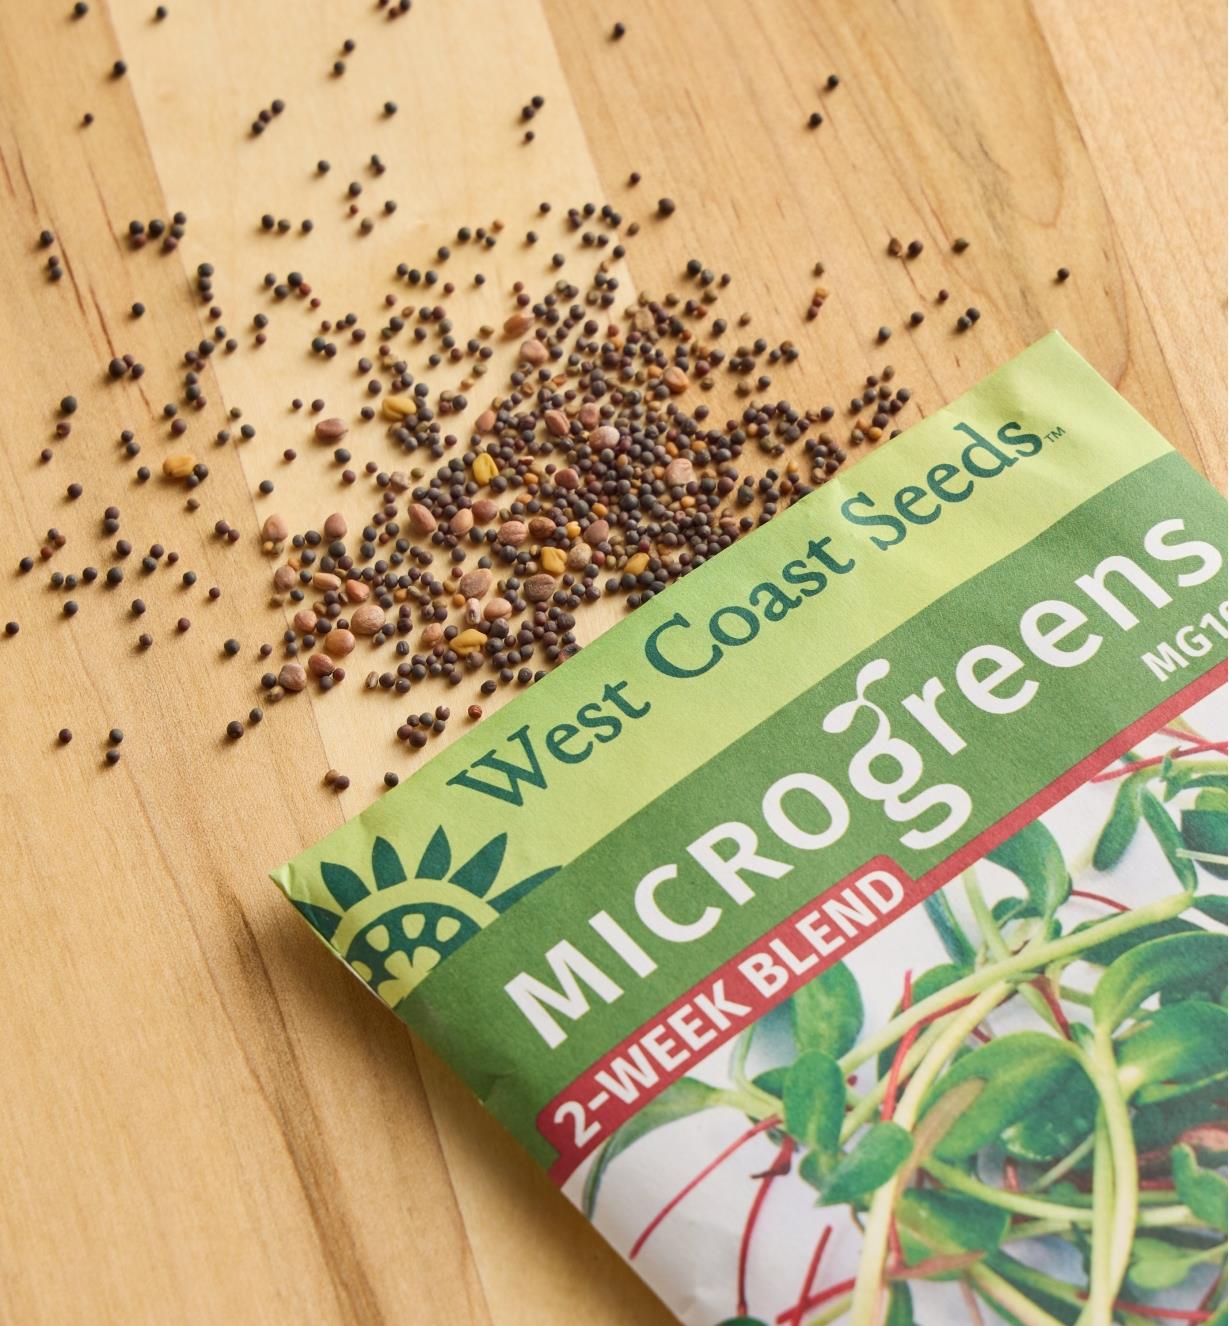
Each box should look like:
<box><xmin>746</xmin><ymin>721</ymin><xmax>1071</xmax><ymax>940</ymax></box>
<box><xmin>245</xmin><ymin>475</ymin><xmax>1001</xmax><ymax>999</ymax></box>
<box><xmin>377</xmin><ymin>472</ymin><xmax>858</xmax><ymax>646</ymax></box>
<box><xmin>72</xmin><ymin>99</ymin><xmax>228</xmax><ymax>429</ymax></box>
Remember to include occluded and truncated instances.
<box><xmin>565</xmin><ymin>520</ymin><xmax>580</xmax><ymax>540</ymax></box>
<box><xmin>382</xmin><ymin>394</ymin><xmax>416</xmax><ymax>421</ymax></box>
<box><xmin>453</xmin><ymin>628</ymin><xmax>487</xmax><ymax>656</ymax></box>
<box><xmin>162</xmin><ymin>453</ymin><xmax>196</xmax><ymax>479</ymax></box>
<box><xmin>471</xmin><ymin>453</ymin><xmax>498</xmax><ymax>485</ymax></box>
<box><xmin>539</xmin><ymin>547</ymin><xmax>566</xmax><ymax>575</ymax></box>
<box><xmin>625</xmin><ymin>552</ymin><xmax>649</xmax><ymax>575</ymax></box>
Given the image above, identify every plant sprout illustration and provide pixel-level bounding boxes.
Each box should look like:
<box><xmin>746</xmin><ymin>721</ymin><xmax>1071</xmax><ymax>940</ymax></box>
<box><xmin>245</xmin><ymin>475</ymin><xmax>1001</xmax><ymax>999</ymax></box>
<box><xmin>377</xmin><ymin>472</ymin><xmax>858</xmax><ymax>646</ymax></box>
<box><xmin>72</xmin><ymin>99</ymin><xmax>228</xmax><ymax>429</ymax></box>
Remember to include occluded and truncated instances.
<box><xmin>585</xmin><ymin>723</ymin><xmax>1228</xmax><ymax>1326</ymax></box>
<box><xmin>292</xmin><ymin>829</ymin><xmax>558</xmax><ymax>1006</ymax></box>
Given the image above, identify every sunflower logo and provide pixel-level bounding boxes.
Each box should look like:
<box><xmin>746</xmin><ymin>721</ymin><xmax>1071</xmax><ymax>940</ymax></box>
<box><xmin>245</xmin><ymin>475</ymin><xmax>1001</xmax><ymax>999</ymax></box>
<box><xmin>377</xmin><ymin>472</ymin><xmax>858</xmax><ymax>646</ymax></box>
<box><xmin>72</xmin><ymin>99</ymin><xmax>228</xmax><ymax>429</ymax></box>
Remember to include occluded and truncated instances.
<box><xmin>291</xmin><ymin>828</ymin><xmax>558</xmax><ymax>1006</ymax></box>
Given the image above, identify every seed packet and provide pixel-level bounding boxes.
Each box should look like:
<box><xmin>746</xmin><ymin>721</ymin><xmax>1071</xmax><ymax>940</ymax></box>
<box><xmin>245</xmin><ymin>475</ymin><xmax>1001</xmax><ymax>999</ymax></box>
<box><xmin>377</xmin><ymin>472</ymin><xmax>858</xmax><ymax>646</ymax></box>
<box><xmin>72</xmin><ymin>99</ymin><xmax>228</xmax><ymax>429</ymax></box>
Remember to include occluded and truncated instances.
<box><xmin>274</xmin><ymin>333</ymin><xmax>1228</xmax><ymax>1326</ymax></box>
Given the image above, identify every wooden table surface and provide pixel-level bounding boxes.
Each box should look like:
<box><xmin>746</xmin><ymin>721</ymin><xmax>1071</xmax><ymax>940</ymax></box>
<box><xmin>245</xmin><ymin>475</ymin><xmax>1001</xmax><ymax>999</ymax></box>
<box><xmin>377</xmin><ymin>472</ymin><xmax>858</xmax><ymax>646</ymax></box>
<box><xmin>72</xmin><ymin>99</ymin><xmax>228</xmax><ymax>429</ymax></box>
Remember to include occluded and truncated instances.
<box><xmin>0</xmin><ymin>1</ymin><xmax>1223</xmax><ymax>1322</ymax></box>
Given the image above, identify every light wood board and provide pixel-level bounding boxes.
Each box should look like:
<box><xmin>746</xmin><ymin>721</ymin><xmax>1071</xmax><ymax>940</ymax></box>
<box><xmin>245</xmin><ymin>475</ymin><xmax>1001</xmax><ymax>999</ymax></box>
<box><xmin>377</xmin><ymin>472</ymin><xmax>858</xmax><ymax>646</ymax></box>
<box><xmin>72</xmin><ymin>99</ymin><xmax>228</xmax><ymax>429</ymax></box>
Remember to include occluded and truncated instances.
<box><xmin>0</xmin><ymin>1</ymin><xmax>1223</xmax><ymax>1322</ymax></box>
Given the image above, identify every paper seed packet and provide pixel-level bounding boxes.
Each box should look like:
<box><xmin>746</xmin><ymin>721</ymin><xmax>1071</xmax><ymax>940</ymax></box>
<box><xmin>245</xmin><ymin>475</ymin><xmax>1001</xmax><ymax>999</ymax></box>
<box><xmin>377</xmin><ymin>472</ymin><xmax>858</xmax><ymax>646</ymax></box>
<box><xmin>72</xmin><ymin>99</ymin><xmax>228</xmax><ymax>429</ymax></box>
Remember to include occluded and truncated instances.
<box><xmin>274</xmin><ymin>333</ymin><xmax>1228</xmax><ymax>1326</ymax></box>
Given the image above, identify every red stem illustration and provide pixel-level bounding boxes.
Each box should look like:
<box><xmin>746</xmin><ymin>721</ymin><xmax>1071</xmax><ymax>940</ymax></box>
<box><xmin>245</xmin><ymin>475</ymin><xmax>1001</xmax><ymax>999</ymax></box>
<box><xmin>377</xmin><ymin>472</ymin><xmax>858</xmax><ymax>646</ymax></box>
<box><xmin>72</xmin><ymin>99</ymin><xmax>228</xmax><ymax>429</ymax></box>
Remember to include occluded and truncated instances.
<box><xmin>775</xmin><ymin>1277</ymin><xmax>857</xmax><ymax>1322</ymax></box>
<box><xmin>736</xmin><ymin>1135</ymin><xmax>795</xmax><ymax>1315</ymax></box>
<box><xmin>778</xmin><ymin>1225</ymin><xmax>833</xmax><ymax>1326</ymax></box>
<box><xmin>1091</xmin><ymin>740</ymin><xmax>1227</xmax><ymax>782</ymax></box>
<box><xmin>629</xmin><ymin>1115</ymin><xmax>781</xmax><ymax>1260</ymax></box>
<box><xmin>1071</xmin><ymin>888</ymin><xmax>1130</xmax><ymax>913</ymax></box>
<box><xmin>1031</xmin><ymin>976</ymin><xmax>1073</xmax><ymax>1039</ymax></box>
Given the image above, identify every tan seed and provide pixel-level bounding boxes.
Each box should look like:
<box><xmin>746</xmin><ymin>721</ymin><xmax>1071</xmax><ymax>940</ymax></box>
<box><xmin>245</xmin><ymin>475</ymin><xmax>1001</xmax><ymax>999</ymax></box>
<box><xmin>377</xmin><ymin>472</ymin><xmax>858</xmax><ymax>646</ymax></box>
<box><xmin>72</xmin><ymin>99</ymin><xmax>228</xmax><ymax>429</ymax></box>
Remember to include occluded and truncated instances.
<box><xmin>578</xmin><ymin>402</ymin><xmax>600</xmax><ymax>428</ymax></box>
<box><xmin>527</xmin><ymin>515</ymin><xmax>555</xmax><ymax>540</ymax></box>
<box><xmin>521</xmin><ymin>338</ymin><xmax>548</xmax><ymax>365</ymax></box>
<box><xmin>307</xmin><ymin>652</ymin><xmax>335</xmax><ymax>678</ymax></box>
<box><xmin>407</xmin><ymin>503</ymin><xmax>437</xmax><ymax>535</ymax></box>
<box><xmin>162</xmin><ymin>453</ymin><xmax>196</xmax><ymax>479</ymax></box>
<box><xmin>458</xmin><ymin>568</ymin><xmax>492</xmax><ymax>598</ymax></box>
<box><xmin>539</xmin><ymin>546</ymin><xmax>567</xmax><ymax>575</ymax></box>
<box><xmin>382</xmin><ymin>394</ymin><xmax>416</xmax><ymax>421</ymax></box>
<box><xmin>344</xmin><ymin>579</ymin><xmax>370</xmax><ymax>603</ymax></box>
<box><xmin>524</xmin><ymin>573</ymin><xmax>556</xmax><ymax>602</ymax></box>
<box><xmin>312</xmin><ymin>571</ymin><xmax>341</xmax><ymax>591</ymax></box>
<box><xmin>483</xmin><ymin>597</ymin><xmax>512</xmax><ymax>620</ymax></box>
<box><xmin>261</xmin><ymin>513</ymin><xmax>288</xmax><ymax>542</ymax></box>
<box><xmin>450</xmin><ymin>508</ymin><xmax>474</xmax><ymax>536</ymax></box>
<box><xmin>544</xmin><ymin>409</ymin><xmax>569</xmax><ymax>438</ymax></box>
<box><xmin>292</xmin><ymin>608</ymin><xmax>318</xmax><ymax>634</ymax></box>
<box><xmin>350</xmin><ymin>603</ymin><xmax>386</xmax><ymax>636</ymax></box>
<box><xmin>555</xmin><ymin>466</ymin><xmax>580</xmax><ymax>490</ymax></box>
<box><xmin>453</xmin><ymin>628</ymin><xmax>487</xmax><ymax>655</ymax></box>
<box><xmin>323</xmin><ymin>627</ymin><xmax>355</xmax><ymax>656</ymax></box>
<box><xmin>592</xmin><ymin>424</ymin><xmax>620</xmax><ymax>449</ymax></box>
<box><xmin>498</xmin><ymin>519</ymin><xmax>528</xmax><ymax>546</ymax></box>
<box><xmin>273</xmin><ymin>564</ymin><xmax>297</xmax><ymax>592</ymax></box>
<box><xmin>322</xmin><ymin>512</ymin><xmax>348</xmax><ymax>539</ymax></box>
<box><xmin>464</xmin><ymin>597</ymin><xmax>483</xmax><ymax>625</ymax></box>
<box><xmin>314</xmin><ymin>417</ymin><xmax>348</xmax><ymax>442</ymax></box>
<box><xmin>475</xmin><ymin>408</ymin><xmax>496</xmax><ymax>433</ymax></box>
<box><xmin>421</xmin><ymin>622</ymin><xmax>444</xmax><ymax>647</ymax></box>
<box><xmin>472</xmin><ymin>497</ymin><xmax>498</xmax><ymax>523</ymax></box>
<box><xmin>278</xmin><ymin>662</ymin><xmax>307</xmax><ymax>692</ymax></box>
<box><xmin>583</xmin><ymin>519</ymin><xmax>610</xmax><ymax>546</ymax></box>
<box><xmin>664</xmin><ymin>456</ymin><xmax>695</xmax><ymax>487</ymax></box>
<box><xmin>565</xmin><ymin>543</ymin><xmax>592</xmax><ymax>571</ymax></box>
<box><xmin>503</xmin><ymin>312</ymin><xmax>532</xmax><ymax>336</ymax></box>
<box><xmin>663</xmin><ymin>365</ymin><xmax>688</xmax><ymax>394</ymax></box>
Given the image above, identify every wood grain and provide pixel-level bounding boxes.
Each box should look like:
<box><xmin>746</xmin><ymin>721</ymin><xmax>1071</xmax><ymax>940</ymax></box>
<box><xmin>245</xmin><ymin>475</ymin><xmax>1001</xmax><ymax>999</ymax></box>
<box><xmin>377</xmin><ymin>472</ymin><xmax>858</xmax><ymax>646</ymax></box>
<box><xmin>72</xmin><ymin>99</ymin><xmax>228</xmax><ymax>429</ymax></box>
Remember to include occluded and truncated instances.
<box><xmin>0</xmin><ymin>1</ymin><xmax>1221</xmax><ymax>1323</ymax></box>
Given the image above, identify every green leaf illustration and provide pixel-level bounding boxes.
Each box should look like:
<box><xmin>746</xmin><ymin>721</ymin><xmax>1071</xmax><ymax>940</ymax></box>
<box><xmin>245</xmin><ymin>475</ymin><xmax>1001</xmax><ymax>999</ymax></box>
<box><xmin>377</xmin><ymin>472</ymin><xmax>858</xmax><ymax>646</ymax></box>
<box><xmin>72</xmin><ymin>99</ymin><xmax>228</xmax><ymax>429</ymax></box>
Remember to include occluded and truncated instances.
<box><xmin>1128</xmin><ymin>1235</ymin><xmax>1224</xmax><ymax>1293</ymax></box>
<box><xmin>896</xmin><ymin>1189</ymin><xmax>1009</xmax><ymax>1265</ymax></box>
<box><xmin>370</xmin><ymin>836</ymin><xmax>405</xmax><ymax>889</ymax></box>
<box><xmin>885</xmin><ymin>1284</ymin><xmax>915</xmax><ymax>1326</ymax></box>
<box><xmin>791</xmin><ymin>962</ymin><xmax>864</xmax><ymax>1060</ymax></box>
<box><xmin>922</xmin><ymin>891</ymin><xmax>976</xmax><ymax>965</ymax></box>
<box><xmin>1093</xmin><ymin>931</ymin><xmax>1227</xmax><ymax>1031</ymax></box>
<box><xmin>1118</xmin><ymin>1000</ymin><xmax>1227</xmax><ymax>1101</ymax></box>
<box><xmin>1075</xmin><ymin>914</ymin><xmax>1202</xmax><ymax>967</ymax></box>
<box><xmin>1142</xmin><ymin>790</ymin><xmax>1199</xmax><ymax>890</ymax></box>
<box><xmin>986</xmin><ymin>819</ymin><xmax>1070</xmax><ymax>919</ymax></box>
<box><xmin>1093</xmin><ymin>769</ymin><xmax>1147</xmax><ymax>871</ymax></box>
<box><xmin>1172</xmin><ymin>1143</ymin><xmax>1229</xmax><ymax>1233</ymax></box>
<box><xmin>291</xmin><ymin>899</ymin><xmax>341</xmax><ymax>941</ymax></box>
<box><xmin>1000</xmin><ymin>1063</ymin><xmax>1098</xmax><ymax>1162</ymax></box>
<box><xmin>320</xmin><ymin>861</ymin><xmax>369</xmax><ymax>910</ymax></box>
<box><xmin>416</xmin><ymin>825</ymin><xmax>452</xmax><ymax>880</ymax></box>
<box><xmin>450</xmin><ymin>832</ymin><xmax>507</xmax><ymax>897</ymax></box>
<box><xmin>922</xmin><ymin>1033</ymin><xmax>1081</xmax><ymax>1161</ymax></box>
<box><xmin>817</xmin><ymin>1121</ymin><xmax>911</xmax><ymax>1206</ymax></box>
<box><xmin>487</xmin><ymin>865</ymin><xmax>558</xmax><ymax>913</ymax></box>
<box><xmin>1183</xmin><ymin>787</ymin><xmax>1229</xmax><ymax>879</ymax></box>
<box><xmin>782</xmin><ymin>1050</ymin><xmax>845</xmax><ymax>1158</ymax></box>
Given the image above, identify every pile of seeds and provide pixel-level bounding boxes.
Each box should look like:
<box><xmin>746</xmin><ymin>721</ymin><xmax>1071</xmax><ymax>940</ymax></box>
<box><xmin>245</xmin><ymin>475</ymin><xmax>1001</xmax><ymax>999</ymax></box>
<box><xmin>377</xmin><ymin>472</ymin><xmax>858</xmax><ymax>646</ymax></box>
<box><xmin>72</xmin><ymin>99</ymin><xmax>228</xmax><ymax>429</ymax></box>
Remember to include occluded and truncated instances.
<box><xmin>12</xmin><ymin>8</ymin><xmax>1073</xmax><ymax>791</ymax></box>
<box><xmin>243</xmin><ymin>223</ymin><xmax>913</xmax><ymax>734</ymax></box>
